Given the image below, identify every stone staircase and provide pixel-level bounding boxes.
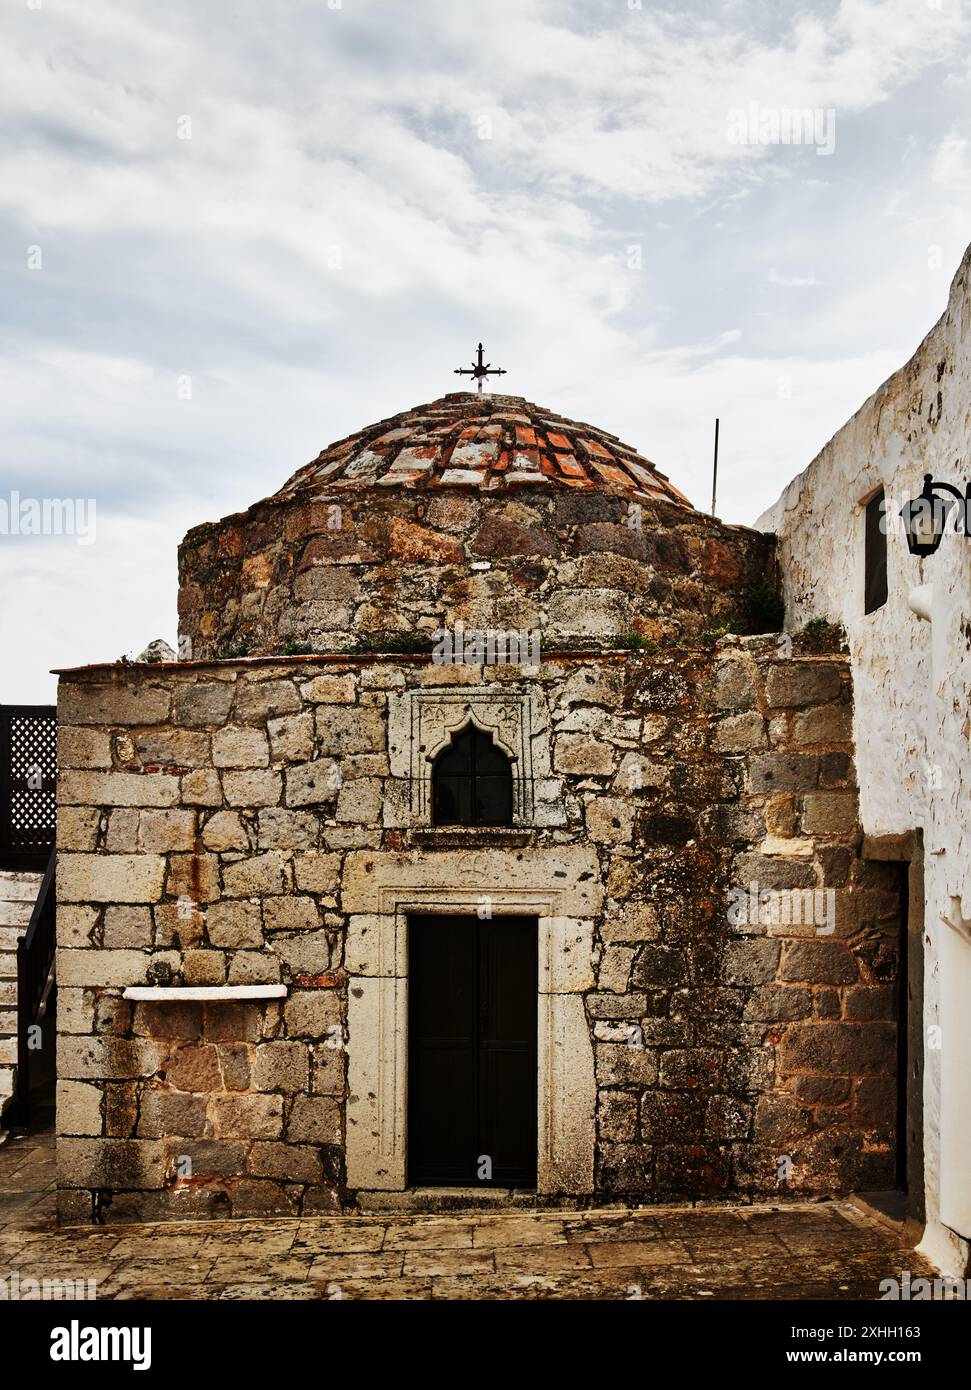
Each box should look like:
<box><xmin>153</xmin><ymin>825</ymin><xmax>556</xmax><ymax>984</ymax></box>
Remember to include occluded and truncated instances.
<box><xmin>0</xmin><ymin>869</ymin><xmax>43</xmax><ymax>1115</ymax></box>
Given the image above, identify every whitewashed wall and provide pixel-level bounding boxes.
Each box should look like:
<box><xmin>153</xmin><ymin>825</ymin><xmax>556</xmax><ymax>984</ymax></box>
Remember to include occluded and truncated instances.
<box><xmin>756</xmin><ymin>244</ymin><xmax>971</xmax><ymax>1274</ymax></box>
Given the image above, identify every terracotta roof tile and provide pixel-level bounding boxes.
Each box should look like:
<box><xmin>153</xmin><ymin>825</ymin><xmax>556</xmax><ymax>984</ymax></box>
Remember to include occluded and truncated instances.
<box><xmin>273</xmin><ymin>393</ymin><xmax>694</xmax><ymax>508</ymax></box>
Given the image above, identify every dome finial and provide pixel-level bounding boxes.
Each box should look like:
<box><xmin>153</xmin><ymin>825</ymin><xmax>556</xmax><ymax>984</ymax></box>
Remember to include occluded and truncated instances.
<box><xmin>453</xmin><ymin>341</ymin><xmax>507</xmax><ymax>394</ymax></box>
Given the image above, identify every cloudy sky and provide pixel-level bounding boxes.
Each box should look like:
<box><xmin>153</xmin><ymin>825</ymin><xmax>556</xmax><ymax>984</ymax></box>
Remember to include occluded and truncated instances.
<box><xmin>2</xmin><ymin>0</ymin><xmax>970</xmax><ymax>701</ymax></box>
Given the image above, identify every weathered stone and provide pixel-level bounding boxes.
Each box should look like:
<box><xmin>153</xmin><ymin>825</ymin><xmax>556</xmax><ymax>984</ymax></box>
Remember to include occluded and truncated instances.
<box><xmin>598</xmin><ymin>1091</ymin><xmax>638</xmax><ymax>1143</ymax></box>
<box><xmin>252</xmin><ymin>1042</ymin><xmax>309</xmax><ymax>1092</ymax></box>
<box><xmin>56</xmin><ymin>904</ymin><xmax>99</xmax><ymax>949</ymax></box>
<box><xmin>721</xmin><ymin>939</ymin><xmax>781</xmax><ymax>986</ymax></box>
<box><xmin>554</xmin><ymin>735</ymin><xmax>615</xmax><ymax>776</ymax></box>
<box><xmin>286</xmin><ymin>1095</ymin><xmax>341</xmax><ymax>1145</ymax></box>
<box><xmin>267</xmin><ymin>712</ymin><xmax>315</xmax><ymax>762</ymax></box>
<box><xmin>174</xmin><ymin>681</ymin><xmax>235</xmax><ymax>727</ymax></box>
<box><xmin>181</xmin><ymin>768</ymin><xmax>223</xmax><ymax>806</ymax></box>
<box><xmin>211</xmin><ymin>1093</ymin><xmax>284</xmax><ymax>1139</ymax></box>
<box><xmin>139</xmin><ymin>809</ymin><xmax>197</xmax><ymax>852</ymax></box>
<box><xmin>713</xmin><ymin>658</ymin><xmax>755</xmax><ymax>710</ymax></box>
<box><xmin>300</xmin><ymin>674</ymin><xmax>357</xmax><ymax>704</ymax></box>
<box><xmin>780</xmin><ymin>941</ymin><xmax>858</xmax><ymax>985</ymax></box>
<box><xmin>854</xmin><ymin>1075</ymin><xmax>896</xmax><ymax>1124</ymax></box>
<box><xmin>315</xmin><ymin>708</ymin><xmax>385</xmax><ymax>756</ymax></box>
<box><xmin>600</xmin><ymin>901</ymin><xmax>660</xmax><ymax>944</ymax></box>
<box><xmin>293</xmin><ymin>851</ymin><xmax>341</xmax><ymax>894</ymax></box>
<box><xmin>765</xmin><ymin>663</ymin><xmax>843</xmax><ymax>708</ymax></box>
<box><xmin>104</xmin><ymin>808</ymin><xmax>139</xmax><ymax>852</ymax></box>
<box><xmin>227</xmin><ymin>950</ymin><xmax>282</xmax><ymax>985</ymax></box>
<box><xmin>388</xmin><ymin>516</ymin><xmax>463</xmax><ymax>564</ymax></box>
<box><xmin>585</xmin><ymin>797</ymin><xmax>635</xmax><ymax>844</ymax></box>
<box><xmin>206</xmin><ymin>899</ymin><xmax>262</xmax><ymax>948</ymax></box>
<box><xmin>59</xmin><ymin>771</ymin><xmax>180</xmax><ymax>808</ymax></box>
<box><xmin>335</xmin><ymin>778</ymin><xmax>382</xmax><ymax>823</ymax></box>
<box><xmin>743</xmin><ymin>985</ymin><xmax>813</xmax><ymax>1021</ymax></box>
<box><xmin>271</xmin><ymin>931</ymin><xmax>332</xmax><ymax>975</ymax></box>
<box><xmin>263</xmin><ymin>896</ymin><xmax>320</xmax><ymax>933</ymax></box>
<box><xmin>257</xmin><ymin>808</ymin><xmax>318</xmax><ymax>850</ymax></box>
<box><xmin>732</xmin><ymin>853</ymin><xmax>817</xmax><ymax>891</ymax></box>
<box><xmin>57</xmin><ymin>1080</ymin><xmax>103</xmax><ymax>1136</ymax></box>
<box><xmin>137</xmin><ymin>1090</ymin><xmax>208</xmax><ymax>1138</ymax></box>
<box><xmin>58</xmin><ymin>854</ymin><xmax>166</xmax><ymax>904</ymax></box>
<box><xmin>247</xmin><ymin>1141</ymin><xmax>322</xmax><ymax>1184</ymax></box>
<box><xmin>212</xmin><ymin>725</ymin><xmax>270</xmax><ymax>769</ymax></box>
<box><xmin>181</xmin><ymin>949</ymin><xmax>227</xmax><ymax>985</ymax></box>
<box><xmin>165</xmin><ymin>854</ymin><xmax>221</xmax><ymax>903</ymax></box>
<box><xmin>795</xmin><ymin>1075</ymin><xmax>851</xmax><ymax>1105</ymax></box>
<box><xmin>59</xmin><ymin>683</ymin><xmax>170</xmax><ymax>726</ymax></box>
<box><xmin>165</xmin><ymin>1043</ymin><xmax>222</xmax><ymax>1092</ymax></box>
<box><xmin>284</xmin><ymin>990</ymin><xmax>341</xmax><ymax>1037</ymax></box>
<box><xmin>153</xmin><ymin>903</ymin><xmax>206</xmax><ymax>949</ymax></box>
<box><xmin>234</xmin><ymin>679</ymin><xmax>301</xmax><ymax>723</ymax></box>
<box><xmin>595</xmin><ymin>1044</ymin><xmax>657</xmax><ymax>1087</ymax></box>
<box><xmin>58</xmin><ymin>727</ymin><xmax>112</xmax><ymax>769</ymax></box>
<box><xmin>792</xmin><ymin>703</ymin><xmax>853</xmax><ymax>744</ymax></box>
<box><xmin>57</xmin><ymin>1137</ymin><xmax>166</xmax><ymax>1189</ymax></box>
<box><xmin>222</xmin><ymin>769</ymin><xmax>282</xmax><ymax>807</ymax></box>
<box><xmin>285</xmin><ymin>760</ymin><xmax>340</xmax><ymax>807</ymax></box>
<box><xmin>778</xmin><ymin>1023</ymin><xmax>895</xmax><ymax>1075</ymax></box>
<box><xmin>103</xmin><ymin>906</ymin><xmax>153</xmax><ymax>949</ymax></box>
<box><xmin>57</xmin><ymin>806</ymin><xmax>101</xmax><ymax>851</ymax></box>
<box><xmin>548</xmin><ymin>588</ymin><xmax>626</xmax><ymax>637</ymax></box>
<box><xmin>222</xmin><ymin>852</ymin><xmax>291</xmax><ymax>897</ymax></box>
<box><xmin>747</xmin><ymin>754</ymin><xmax>819</xmax><ymax>794</ymax></box>
<box><xmin>134</xmin><ymin>730</ymin><xmax>210</xmax><ymax>766</ymax></box>
<box><xmin>713</xmin><ymin>711</ymin><xmax>767</xmax><ymax>752</ymax></box>
<box><xmin>800</xmin><ymin>793</ymin><xmax>858</xmax><ymax>835</ymax></box>
<box><xmin>202</xmin><ymin>810</ymin><xmax>249</xmax><ymax>852</ymax></box>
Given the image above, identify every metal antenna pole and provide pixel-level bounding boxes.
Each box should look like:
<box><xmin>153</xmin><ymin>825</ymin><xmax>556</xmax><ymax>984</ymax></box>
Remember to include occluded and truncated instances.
<box><xmin>711</xmin><ymin>417</ymin><xmax>720</xmax><ymax>517</ymax></box>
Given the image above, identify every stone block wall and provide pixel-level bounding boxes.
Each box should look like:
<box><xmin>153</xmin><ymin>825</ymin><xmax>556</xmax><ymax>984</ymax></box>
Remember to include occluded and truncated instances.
<box><xmin>177</xmin><ymin>488</ymin><xmax>774</xmax><ymax>660</ymax></box>
<box><xmin>0</xmin><ymin>869</ymin><xmax>42</xmax><ymax>1111</ymax></box>
<box><xmin>54</xmin><ymin>636</ymin><xmax>898</xmax><ymax>1221</ymax></box>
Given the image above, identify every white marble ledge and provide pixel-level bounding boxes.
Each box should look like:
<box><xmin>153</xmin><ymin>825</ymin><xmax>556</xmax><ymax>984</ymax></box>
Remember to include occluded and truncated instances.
<box><xmin>122</xmin><ymin>985</ymin><xmax>287</xmax><ymax>1002</ymax></box>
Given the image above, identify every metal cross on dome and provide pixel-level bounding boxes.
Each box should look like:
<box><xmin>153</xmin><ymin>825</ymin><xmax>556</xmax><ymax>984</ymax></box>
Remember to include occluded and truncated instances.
<box><xmin>453</xmin><ymin>342</ymin><xmax>507</xmax><ymax>393</ymax></box>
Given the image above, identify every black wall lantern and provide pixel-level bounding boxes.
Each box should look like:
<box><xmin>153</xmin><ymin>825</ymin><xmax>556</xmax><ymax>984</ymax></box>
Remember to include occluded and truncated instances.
<box><xmin>900</xmin><ymin>473</ymin><xmax>971</xmax><ymax>557</ymax></box>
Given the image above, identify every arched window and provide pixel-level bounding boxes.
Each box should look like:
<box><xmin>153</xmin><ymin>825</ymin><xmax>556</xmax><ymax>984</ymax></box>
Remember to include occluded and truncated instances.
<box><xmin>431</xmin><ymin>723</ymin><xmax>513</xmax><ymax>827</ymax></box>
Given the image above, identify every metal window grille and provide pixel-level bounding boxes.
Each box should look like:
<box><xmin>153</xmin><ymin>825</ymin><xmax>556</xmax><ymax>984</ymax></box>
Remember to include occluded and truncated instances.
<box><xmin>0</xmin><ymin>705</ymin><xmax>57</xmax><ymax>871</ymax></box>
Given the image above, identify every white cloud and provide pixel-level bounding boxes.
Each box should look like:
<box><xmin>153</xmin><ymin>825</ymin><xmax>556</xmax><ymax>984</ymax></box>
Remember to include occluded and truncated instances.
<box><xmin>1</xmin><ymin>0</ymin><xmax>970</xmax><ymax>699</ymax></box>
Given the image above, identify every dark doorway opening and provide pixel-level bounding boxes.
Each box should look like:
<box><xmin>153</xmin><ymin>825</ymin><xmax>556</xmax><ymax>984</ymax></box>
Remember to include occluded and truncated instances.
<box><xmin>408</xmin><ymin>914</ymin><xmax>537</xmax><ymax>1187</ymax></box>
<box><xmin>863</xmin><ymin>837</ymin><xmax>924</xmax><ymax>1224</ymax></box>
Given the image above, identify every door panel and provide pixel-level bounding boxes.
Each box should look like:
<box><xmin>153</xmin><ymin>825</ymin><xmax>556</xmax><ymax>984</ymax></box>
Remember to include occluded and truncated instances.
<box><xmin>408</xmin><ymin>917</ymin><xmax>476</xmax><ymax>1183</ymax></box>
<box><xmin>408</xmin><ymin>915</ymin><xmax>537</xmax><ymax>1187</ymax></box>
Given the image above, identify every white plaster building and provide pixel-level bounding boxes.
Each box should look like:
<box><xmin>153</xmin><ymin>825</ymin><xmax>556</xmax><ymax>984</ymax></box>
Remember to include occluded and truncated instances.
<box><xmin>757</xmin><ymin>241</ymin><xmax>971</xmax><ymax>1276</ymax></box>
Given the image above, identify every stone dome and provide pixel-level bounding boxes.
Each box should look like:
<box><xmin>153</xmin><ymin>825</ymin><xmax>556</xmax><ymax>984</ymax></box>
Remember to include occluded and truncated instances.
<box><xmin>274</xmin><ymin>393</ymin><xmax>694</xmax><ymax>505</ymax></box>
<box><xmin>178</xmin><ymin>392</ymin><xmax>773</xmax><ymax>660</ymax></box>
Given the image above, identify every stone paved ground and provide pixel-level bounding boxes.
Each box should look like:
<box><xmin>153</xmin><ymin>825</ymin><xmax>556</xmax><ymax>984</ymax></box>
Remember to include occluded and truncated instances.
<box><xmin>0</xmin><ymin>1128</ymin><xmax>936</xmax><ymax>1300</ymax></box>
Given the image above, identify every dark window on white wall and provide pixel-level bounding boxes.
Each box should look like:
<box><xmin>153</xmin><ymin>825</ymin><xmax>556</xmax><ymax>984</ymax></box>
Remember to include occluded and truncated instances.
<box><xmin>864</xmin><ymin>490</ymin><xmax>888</xmax><ymax>614</ymax></box>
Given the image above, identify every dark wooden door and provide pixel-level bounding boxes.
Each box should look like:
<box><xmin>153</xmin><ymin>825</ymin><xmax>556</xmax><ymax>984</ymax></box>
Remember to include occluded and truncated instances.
<box><xmin>408</xmin><ymin>915</ymin><xmax>537</xmax><ymax>1187</ymax></box>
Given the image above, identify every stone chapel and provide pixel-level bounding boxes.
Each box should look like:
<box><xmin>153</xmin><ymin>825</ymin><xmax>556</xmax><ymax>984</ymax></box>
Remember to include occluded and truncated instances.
<box><xmin>49</xmin><ymin>389</ymin><xmax>901</xmax><ymax>1223</ymax></box>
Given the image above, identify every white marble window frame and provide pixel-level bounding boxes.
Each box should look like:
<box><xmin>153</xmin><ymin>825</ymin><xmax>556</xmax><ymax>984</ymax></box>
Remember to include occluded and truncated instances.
<box><xmin>386</xmin><ymin>686</ymin><xmax>553</xmax><ymax>827</ymax></box>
